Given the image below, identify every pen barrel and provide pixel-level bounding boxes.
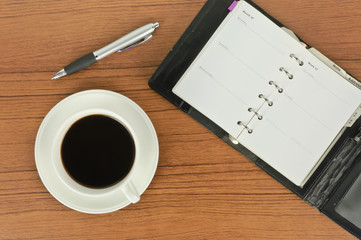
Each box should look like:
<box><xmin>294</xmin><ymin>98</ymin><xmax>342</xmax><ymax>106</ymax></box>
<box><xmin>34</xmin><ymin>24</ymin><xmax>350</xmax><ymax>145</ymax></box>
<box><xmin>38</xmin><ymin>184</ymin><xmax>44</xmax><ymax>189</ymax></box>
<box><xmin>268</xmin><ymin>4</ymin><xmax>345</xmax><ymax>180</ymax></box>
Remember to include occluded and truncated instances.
<box><xmin>94</xmin><ymin>23</ymin><xmax>155</xmax><ymax>60</ymax></box>
<box><xmin>64</xmin><ymin>52</ymin><xmax>98</xmax><ymax>75</ymax></box>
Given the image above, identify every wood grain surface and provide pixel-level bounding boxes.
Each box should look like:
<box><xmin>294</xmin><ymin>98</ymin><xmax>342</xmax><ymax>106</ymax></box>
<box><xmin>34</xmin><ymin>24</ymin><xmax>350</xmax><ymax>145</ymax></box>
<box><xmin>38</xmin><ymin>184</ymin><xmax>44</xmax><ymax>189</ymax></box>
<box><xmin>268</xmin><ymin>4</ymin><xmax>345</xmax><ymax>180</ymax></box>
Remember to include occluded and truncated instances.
<box><xmin>0</xmin><ymin>0</ymin><xmax>360</xmax><ymax>239</ymax></box>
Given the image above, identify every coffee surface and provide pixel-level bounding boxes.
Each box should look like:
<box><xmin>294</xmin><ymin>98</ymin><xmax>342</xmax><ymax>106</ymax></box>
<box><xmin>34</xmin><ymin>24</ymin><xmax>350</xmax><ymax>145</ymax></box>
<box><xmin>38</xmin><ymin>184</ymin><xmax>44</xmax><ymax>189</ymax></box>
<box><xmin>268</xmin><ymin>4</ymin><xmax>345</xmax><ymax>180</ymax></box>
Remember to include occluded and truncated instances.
<box><xmin>61</xmin><ymin>115</ymin><xmax>135</xmax><ymax>188</ymax></box>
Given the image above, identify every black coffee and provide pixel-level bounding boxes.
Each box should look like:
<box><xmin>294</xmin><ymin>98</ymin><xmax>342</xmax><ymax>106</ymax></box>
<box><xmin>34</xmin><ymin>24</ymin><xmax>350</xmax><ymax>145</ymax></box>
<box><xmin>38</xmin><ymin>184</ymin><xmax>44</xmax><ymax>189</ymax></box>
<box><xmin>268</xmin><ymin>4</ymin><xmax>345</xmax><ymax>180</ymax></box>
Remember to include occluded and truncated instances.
<box><xmin>61</xmin><ymin>115</ymin><xmax>135</xmax><ymax>188</ymax></box>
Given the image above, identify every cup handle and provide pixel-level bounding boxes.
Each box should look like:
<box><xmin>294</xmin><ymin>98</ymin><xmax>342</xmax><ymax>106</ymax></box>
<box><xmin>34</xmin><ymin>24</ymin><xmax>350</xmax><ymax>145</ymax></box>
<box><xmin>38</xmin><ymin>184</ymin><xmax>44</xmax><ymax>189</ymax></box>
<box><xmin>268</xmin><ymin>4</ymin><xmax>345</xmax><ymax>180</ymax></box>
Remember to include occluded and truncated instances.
<box><xmin>121</xmin><ymin>180</ymin><xmax>140</xmax><ymax>203</ymax></box>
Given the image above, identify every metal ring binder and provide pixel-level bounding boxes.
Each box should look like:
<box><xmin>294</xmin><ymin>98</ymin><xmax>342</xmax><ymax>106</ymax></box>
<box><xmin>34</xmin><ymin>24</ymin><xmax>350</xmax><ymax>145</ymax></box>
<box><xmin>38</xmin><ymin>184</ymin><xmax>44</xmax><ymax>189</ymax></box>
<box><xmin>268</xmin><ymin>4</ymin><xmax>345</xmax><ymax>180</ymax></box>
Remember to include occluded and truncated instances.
<box><xmin>290</xmin><ymin>54</ymin><xmax>304</xmax><ymax>66</ymax></box>
<box><xmin>259</xmin><ymin>94</ymin><xmax>273</xmax><ymax>106</ymax></box>
<box><xmin>248</xmin><ymin>108</ymin><xmax>263</xmax><ymax>120</ymax></box>
<box><xmin>237</xmin><ymin>121</ymin><xmax>253</xmax><ymax>134</ymax></box>
<box><xmin>269</xmin><ymin>81</ymin><xmax>283</xmax><ymax>93</ymax></box>
<box><xmin>279</xmin><ymin>67</ymin><xmax>293</xmax><ymax>79</ymax></box>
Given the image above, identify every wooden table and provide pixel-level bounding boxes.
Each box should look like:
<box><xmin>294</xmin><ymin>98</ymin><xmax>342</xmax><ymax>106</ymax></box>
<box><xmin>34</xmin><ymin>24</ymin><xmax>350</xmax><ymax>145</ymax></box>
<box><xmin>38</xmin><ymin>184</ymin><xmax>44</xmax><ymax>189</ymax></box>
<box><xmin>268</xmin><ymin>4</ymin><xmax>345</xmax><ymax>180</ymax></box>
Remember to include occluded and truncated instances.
<box><xmin>0</xmin><ymin>0</ymin><xmax>360</xmax><ymax>239</ymax></box>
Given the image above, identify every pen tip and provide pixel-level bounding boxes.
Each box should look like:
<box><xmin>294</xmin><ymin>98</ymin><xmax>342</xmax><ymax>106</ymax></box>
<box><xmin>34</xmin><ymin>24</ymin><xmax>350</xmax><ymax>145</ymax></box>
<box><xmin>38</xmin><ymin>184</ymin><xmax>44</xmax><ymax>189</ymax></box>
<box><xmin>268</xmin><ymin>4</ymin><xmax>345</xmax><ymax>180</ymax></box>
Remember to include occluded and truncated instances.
<box><xmin>51</xmin><ymin>69</ymin><xmax>66</xmax><ymax>80</ymax></box>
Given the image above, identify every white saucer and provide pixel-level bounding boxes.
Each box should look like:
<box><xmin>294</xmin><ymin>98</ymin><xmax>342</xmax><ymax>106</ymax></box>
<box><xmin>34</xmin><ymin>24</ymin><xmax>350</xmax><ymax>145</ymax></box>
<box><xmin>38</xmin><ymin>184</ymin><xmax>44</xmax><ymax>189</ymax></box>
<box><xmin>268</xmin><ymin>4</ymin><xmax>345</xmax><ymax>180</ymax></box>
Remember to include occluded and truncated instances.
<box><xmin>35</xmin><ymin>90</ymin><xmax>159</xmax><ymax>214</ymax></box>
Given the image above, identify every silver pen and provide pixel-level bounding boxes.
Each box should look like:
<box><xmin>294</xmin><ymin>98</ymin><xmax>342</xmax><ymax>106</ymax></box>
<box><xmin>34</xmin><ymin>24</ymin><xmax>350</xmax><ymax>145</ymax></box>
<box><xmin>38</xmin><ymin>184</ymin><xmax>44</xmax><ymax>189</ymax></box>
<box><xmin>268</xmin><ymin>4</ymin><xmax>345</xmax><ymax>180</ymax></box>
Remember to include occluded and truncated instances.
<box><xmin>51</xmin><ymin>22</ymin><xmax>159</xmax><ymax>80</ymax></box>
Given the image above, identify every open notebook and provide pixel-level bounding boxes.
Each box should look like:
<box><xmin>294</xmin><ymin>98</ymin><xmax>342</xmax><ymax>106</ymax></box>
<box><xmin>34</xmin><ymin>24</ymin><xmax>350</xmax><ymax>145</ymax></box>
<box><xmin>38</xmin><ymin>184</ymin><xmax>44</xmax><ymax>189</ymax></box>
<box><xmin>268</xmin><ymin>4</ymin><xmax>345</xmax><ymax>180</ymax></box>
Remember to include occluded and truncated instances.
<box><xmin>172</xmin><ymin>1</ymin><xmax>361</xmax><ymax>186</ymax></box>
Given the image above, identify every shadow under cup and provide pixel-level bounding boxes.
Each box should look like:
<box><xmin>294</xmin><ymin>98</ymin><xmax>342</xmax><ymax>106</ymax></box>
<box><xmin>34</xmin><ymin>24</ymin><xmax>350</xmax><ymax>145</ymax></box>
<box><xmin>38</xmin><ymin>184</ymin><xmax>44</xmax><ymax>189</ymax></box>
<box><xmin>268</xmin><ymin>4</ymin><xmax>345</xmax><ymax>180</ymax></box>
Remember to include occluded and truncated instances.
<box><xmin>60</xmin><ymin>114</ymin><xmax>136</xmax><ymax>189</ymax></box>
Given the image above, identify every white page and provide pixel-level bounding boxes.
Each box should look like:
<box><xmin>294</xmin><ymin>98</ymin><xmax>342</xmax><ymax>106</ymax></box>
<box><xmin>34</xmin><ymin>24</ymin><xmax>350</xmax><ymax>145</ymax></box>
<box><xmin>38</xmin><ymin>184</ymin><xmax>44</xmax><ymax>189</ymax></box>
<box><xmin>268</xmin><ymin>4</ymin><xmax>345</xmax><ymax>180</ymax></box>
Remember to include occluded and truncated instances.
<box><xmin>235</xmin><ymin>1</ymin><xmax>361</xmax><ymax>186</ymax></box>
<box><xmin>172</xmin><ymin>1</ymin><xmax>361</xmax><ymax>186</ymax></box>
<box><xmin>173</xmin><ymin>1</ymin><xmax>299</xmax><ymax>138</ymax></box>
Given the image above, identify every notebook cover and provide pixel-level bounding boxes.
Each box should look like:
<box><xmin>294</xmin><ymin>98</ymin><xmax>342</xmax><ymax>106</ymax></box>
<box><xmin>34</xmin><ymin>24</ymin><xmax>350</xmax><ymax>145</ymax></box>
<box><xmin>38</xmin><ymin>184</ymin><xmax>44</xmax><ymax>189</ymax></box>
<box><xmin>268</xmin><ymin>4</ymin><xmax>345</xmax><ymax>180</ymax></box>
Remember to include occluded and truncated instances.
<box><xmin>149</xmin><ymin>0</ymin><xmax>361</xmax><ymax>237</ymax></box>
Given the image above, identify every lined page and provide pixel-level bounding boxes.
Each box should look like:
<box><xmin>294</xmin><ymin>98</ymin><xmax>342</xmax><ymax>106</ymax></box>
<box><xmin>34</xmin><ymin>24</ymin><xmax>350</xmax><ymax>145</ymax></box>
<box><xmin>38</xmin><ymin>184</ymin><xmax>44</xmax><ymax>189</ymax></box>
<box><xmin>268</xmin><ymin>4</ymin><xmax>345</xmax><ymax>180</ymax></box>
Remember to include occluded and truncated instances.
<box><xmin>173</xmin><ymin>0</ymin><xmax>298</xmax><ymax>138</ymax></box>
<box><xmin>172</xmin><ymin>1</ymin><xmax>361</xmax><ymax>186</ymax></box>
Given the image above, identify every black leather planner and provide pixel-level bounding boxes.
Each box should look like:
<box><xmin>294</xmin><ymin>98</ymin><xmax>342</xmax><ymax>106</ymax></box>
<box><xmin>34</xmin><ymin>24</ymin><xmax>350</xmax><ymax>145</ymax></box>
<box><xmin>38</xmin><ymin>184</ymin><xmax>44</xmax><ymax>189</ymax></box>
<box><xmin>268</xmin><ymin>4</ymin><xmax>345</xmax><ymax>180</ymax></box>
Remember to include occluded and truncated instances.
<box><xmin>149</xmin><ymin>0</ymin><xmax>361</xmax><ymax>237</ymax></box>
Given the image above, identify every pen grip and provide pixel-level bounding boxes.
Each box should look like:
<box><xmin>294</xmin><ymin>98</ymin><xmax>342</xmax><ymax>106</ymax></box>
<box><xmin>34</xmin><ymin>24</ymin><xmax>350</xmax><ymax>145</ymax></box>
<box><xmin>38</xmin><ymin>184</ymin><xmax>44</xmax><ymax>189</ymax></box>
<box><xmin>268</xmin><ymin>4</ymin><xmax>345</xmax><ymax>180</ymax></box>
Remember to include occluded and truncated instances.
<box><xmin>64</xmin><ymin>52</ymin><xmax>97</xmax><ymax>75</ymax></box>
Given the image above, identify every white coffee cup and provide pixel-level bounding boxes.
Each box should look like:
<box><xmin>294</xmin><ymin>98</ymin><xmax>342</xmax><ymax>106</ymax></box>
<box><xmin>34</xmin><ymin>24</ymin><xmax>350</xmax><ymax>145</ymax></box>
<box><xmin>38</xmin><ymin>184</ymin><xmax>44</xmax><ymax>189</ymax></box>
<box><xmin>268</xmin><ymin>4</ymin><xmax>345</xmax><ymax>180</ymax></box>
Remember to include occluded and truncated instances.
<box><xmin>35</xmin><ymin>90</ymin><xmax>159</xmax><ymax>214</ymax></box>
<box><xmin>53</xmin><ymin>108</ymin><xmax>141</xmax><ymax>203</ymax></box>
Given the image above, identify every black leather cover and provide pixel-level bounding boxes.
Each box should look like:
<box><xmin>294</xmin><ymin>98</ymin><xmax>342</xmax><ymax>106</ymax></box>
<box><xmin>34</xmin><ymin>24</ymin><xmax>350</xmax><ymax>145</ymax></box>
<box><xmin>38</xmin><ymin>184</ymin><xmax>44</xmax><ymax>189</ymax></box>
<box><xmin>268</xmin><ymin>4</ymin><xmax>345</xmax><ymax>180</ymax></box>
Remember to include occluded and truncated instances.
<box><xmin>149</xmin><ymin>0</ymin><xmax>361</xmax><ymax>238</ymax></box>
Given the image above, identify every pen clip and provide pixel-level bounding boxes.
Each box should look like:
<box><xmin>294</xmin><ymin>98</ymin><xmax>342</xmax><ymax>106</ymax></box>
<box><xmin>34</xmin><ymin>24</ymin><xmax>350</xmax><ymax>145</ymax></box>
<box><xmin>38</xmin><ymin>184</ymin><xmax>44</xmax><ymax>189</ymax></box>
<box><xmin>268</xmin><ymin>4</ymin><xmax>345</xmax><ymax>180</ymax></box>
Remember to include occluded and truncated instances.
<box><xmin>118</xmin><ymin>35</ymin><xmax>153</xmax><ymax>52</ymax></box>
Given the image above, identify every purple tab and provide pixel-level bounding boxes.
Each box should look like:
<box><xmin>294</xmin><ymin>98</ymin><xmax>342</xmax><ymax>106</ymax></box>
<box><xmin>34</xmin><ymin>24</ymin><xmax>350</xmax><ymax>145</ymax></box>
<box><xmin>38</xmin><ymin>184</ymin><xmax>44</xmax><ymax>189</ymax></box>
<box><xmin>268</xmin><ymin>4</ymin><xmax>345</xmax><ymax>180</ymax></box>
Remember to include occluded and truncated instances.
<box><xmin>228</xmin><ymin>0</ymin><xmax>238</xmax><ymax>12</ymax></box>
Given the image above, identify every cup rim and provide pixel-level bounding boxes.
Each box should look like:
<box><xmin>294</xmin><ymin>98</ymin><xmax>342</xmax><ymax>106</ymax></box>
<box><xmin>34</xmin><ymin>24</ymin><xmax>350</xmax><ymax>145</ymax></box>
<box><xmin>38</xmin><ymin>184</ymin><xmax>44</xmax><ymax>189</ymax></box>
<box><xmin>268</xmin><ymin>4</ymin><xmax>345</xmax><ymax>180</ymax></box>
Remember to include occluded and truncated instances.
<box><xmin>52</xmin><ymin>108</ymin><xmax>139</xmax><ymax>196</ymax></box>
